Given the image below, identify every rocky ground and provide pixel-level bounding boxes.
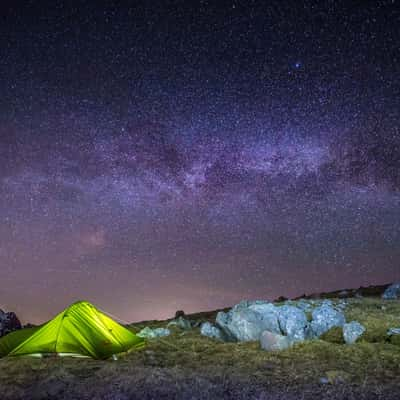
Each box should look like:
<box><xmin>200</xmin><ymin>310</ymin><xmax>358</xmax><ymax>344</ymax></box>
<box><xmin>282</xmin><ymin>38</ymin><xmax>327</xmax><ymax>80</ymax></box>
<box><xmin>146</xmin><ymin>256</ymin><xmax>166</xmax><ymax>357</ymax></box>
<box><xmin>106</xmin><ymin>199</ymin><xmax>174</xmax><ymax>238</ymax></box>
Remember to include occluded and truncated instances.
<box><xmin>1</xmin><ymin>286</ymin><xmax>400</xmax><ymax>400</ymax></box>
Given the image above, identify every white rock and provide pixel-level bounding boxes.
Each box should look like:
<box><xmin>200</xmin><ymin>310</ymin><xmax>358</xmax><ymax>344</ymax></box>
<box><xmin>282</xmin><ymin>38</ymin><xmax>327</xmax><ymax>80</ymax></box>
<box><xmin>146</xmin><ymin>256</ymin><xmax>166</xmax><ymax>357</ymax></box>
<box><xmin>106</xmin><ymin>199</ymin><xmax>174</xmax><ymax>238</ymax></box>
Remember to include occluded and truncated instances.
<box><xmin>311</xmin><ymin>305</ymin><xmax>346</xmax><ymax>337</ymax></box>
<box><xmin>343</xmin><ymin>321</ymin><xmax>365</xmax><ymax>344</ymax></box>
<box><xmin>260</xmin><ymin>330</ymin><xmax>292</xmax><ymax>351</ymax></box>
<box><xmin>217</xmin><ymin>303</ymin><xmax>281</xmax><ymax>342</ymax></box>
<box><xmin>388</xmin><ymin>327</ymin><xmax>400</xmax><ymax>336</ymax></box>
<box><xmin>276</xmin><ymin>305</ymin><xmax>309</xmax><ymax>342</ymax></box>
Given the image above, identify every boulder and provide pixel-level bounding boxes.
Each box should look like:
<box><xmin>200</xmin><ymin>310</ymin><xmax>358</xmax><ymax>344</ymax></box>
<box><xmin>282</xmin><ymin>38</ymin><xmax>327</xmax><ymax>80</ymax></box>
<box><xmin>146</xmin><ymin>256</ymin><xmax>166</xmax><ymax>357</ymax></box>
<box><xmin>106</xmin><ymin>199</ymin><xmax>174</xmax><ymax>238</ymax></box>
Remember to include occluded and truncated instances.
<box><xmin>260</xmin><ymin>330</ymin><xmax>292</xmax><ymax>351</ymax></box>
<box><xmin>137</xmin><ymin>327</ymin><xmax>170</xmax><ymax>339</ymax></box>
<box><xmin>311</xmin><ymin>304</ymin><xmax>345</xmax><ymax>337</ymax></box>
<box><xmin>248</xmin><ymin>303</ymin><xmax>281</xmax><ymax>334</ymax></box>
<box><xmin>229</xmin><ymin>308</ymin><xmax>272</xmax><ymax>341</ymax></box>
<box><xmin>200</xmin><ymin>322</ymin><xmax>224</xmax><ymax>340</ymax></box>
<box><xmin>382</xmin><ymin>283</ymin><xmax>400</xmax><ymax>300</ymax></box>
<box><xmin>216</xmin><ymin>302</ymin><xmax>281</xmax><ymax>342</ymax></box>
<box><xmin>276</xmin><ymin>305</ymin><xmax>309</xmax><ymax>342</ymax></box>
<box><xmin>343</xmin><ymin>321</ymin><xmax>365</xmax><ymax>344</ymax></box>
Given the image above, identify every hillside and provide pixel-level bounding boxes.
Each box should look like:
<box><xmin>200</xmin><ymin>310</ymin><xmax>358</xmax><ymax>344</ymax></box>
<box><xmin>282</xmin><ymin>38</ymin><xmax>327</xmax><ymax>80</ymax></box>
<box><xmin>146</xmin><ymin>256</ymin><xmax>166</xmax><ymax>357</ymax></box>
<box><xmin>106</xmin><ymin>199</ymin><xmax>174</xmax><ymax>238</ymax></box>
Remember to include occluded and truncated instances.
<box><xmin>0</xmin><ymin>287</ymin><xmax>400</xmax><ymax>399</ymax></box>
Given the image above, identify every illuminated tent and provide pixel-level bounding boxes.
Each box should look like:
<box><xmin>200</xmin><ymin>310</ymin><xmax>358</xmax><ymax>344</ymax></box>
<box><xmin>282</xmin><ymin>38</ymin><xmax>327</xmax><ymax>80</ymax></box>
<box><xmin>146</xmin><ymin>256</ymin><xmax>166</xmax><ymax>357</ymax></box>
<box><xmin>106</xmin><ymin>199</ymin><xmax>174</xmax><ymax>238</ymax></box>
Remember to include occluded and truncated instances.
<box><xmin>0</xmin><ymin>301</ymin><xmax>144</xmax><ymax>359</ymax></box>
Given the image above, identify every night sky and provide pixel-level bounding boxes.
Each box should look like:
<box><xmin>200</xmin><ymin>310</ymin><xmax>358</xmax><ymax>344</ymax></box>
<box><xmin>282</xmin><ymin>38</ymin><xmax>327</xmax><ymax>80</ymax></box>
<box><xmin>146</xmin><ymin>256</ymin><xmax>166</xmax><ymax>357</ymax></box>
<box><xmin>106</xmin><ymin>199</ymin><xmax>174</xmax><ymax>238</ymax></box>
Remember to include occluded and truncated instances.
<box><xmin>1</xmin><ymin>1</ymin><xmax>399</xmax><ymax>324</ymax></box>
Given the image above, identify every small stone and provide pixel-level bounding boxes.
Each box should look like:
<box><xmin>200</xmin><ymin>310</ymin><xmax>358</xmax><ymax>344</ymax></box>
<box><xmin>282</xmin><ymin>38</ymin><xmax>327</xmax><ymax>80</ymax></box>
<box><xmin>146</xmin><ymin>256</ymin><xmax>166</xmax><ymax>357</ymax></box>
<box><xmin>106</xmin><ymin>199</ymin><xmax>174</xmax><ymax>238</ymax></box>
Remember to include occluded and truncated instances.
<box><xmin>343</xmin><ymin>321</ymin><xmax>365</xmax><ymax>344</ymax></box>
<box><xmin>325</xmin><ymin>370</ymin><xmax>351</xmax><ymax>384</ymax></box>
<box><xmin>388</xmin><ymin>328</ymin><xmax>400</xmax><ymax>336</ymax></box>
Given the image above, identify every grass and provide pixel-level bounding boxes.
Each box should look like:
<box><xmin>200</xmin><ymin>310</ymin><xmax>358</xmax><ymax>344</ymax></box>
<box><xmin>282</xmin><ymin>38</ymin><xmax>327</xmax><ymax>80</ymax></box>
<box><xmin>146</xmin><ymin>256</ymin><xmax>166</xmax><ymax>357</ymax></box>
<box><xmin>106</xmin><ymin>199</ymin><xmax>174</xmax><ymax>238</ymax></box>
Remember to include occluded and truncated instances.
<box><xmin>0</xmin><ymin>297</ymin><xmax>400</xmax><ymax>399</ymax></box>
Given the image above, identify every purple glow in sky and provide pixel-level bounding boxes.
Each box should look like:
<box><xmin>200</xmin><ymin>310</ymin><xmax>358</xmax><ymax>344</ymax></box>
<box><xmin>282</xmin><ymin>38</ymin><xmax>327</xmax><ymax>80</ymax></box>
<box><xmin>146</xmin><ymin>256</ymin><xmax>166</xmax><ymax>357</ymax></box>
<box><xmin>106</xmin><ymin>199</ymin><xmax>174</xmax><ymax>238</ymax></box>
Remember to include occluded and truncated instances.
<box><xmin>0</xmin><ymin>1</ymin><xmax>399</xmax><ymax>324</ymax></box>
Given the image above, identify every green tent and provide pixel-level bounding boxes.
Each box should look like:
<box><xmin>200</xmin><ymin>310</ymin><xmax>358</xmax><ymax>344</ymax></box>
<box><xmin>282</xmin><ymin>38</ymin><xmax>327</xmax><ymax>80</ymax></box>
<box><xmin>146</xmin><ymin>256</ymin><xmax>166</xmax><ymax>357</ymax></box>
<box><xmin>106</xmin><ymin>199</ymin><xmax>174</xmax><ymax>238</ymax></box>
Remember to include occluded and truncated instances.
<box><xmin>0</xmin><ymin>301</ymin><xmax>144</xmax><ymax>359</ymax></box>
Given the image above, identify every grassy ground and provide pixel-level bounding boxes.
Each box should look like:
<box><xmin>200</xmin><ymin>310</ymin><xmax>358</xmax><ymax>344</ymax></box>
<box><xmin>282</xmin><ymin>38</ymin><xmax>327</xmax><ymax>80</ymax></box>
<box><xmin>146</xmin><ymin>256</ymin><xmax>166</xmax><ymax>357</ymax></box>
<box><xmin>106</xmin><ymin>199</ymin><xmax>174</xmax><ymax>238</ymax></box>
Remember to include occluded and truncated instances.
<box><xmin>0</xmin><ymin>297</ymin><xmax>399</xmax><ymax>399</ymax></box>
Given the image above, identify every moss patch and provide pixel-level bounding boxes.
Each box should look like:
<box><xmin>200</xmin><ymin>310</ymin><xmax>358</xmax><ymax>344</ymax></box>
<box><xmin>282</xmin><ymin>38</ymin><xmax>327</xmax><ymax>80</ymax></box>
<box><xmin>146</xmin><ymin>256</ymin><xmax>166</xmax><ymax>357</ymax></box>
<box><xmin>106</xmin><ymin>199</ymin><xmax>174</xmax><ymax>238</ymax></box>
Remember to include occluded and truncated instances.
<box><xmin>390</xmin><ymin>335</ymin><xmax>400</xmax><ymax>346</ymax></box>
<box><xmin>320</xmin><ymin>327</ymin><xmax>345</xmax><ymax>344</ymax></box>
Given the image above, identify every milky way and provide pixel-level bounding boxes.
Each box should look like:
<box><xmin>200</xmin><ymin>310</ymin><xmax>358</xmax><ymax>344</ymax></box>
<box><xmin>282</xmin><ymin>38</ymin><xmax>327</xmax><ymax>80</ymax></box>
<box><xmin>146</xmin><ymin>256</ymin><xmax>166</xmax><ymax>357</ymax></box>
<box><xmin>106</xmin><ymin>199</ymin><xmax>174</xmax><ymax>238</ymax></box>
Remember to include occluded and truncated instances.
<box><xmin>0</xmin><ymin>1</ymin><xmax>399</xmax><ymax>323</ymax></box>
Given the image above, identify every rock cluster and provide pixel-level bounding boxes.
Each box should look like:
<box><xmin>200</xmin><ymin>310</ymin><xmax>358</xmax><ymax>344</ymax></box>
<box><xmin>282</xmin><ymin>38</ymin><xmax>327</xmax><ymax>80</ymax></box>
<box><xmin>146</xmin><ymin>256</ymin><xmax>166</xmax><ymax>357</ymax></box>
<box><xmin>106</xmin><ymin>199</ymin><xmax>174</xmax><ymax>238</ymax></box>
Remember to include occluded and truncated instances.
<box><xmin>343</xmin><ymin>321</ymin><xmax>365</xmax><ymax>344</ymax></box>
<box><xmin>0</xmin><ymin>309</ymin><xmax>22</xmax><ymax>337</ymax></box>
<box><xmin>200</xmin><ymin>298</ymin><xmax>365</xmax><ymax>351</ymax></box>
<box><xmin>138</xmin><ymin>316</ymin><xmax>195</xmax><ymax>339</ymax></box>
<box><xmin>137</xmin><ymin>327</ymin><xmax>171</xmax><ymax>338</ymax></box>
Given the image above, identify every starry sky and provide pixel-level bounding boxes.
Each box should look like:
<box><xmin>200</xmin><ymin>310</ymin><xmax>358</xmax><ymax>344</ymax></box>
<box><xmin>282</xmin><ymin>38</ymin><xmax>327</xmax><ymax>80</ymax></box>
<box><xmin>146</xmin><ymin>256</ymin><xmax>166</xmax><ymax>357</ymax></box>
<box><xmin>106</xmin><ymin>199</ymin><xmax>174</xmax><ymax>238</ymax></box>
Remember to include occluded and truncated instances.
<box><xmin>1</xmin><ymin>1</ymin><xmax>399</xmax><ymax>324</ymax></box>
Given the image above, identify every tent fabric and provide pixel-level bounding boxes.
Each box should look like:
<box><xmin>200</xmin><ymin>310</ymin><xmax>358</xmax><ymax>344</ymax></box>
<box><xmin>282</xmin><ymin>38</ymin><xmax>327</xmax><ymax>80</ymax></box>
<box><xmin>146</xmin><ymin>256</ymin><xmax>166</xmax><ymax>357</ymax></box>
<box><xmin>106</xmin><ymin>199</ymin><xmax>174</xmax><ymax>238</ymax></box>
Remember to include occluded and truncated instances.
<box><xmin>0</xmin><ymin>326</ymin><xmax>41</xmax><ymax>358</ymax></box>
<box><xmin>0</xmin><ymin>301</ymin><xmax>144</xmax><ymax>359</ymax></box>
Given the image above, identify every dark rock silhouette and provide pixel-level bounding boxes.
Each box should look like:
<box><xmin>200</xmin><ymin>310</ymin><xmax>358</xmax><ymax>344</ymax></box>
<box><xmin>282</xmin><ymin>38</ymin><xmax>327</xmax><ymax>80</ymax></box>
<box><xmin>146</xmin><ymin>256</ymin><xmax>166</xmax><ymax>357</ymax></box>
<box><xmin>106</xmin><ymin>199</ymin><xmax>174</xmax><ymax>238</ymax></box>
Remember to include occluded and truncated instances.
<box><xmin>175</xmin><ymin>310</ymin><xmax>185</xmax><ymax>319</ymax></box>
<box><xmin>0</xmin><ymin>309</ymin><xmax>22</xmax><ymax>337</ymax></box>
